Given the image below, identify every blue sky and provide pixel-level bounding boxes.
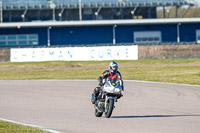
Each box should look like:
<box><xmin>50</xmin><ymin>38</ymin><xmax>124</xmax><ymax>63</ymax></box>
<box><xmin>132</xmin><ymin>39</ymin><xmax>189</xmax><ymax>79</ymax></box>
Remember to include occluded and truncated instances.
<box><xmin>197</xmin><ymin>0</ymin><xmax>200</xmax><ymax>5</ymax></box>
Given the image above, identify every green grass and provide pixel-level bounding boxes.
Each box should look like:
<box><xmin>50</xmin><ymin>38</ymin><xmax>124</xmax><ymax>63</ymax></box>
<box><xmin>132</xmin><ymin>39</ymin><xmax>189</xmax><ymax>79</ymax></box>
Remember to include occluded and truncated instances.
<box><xmin>0</xmin><ymin>121</ymin><xmax>48</xmax><ymax>133</ymax></box>
<box><xmin>0</xmin><ymin>59</ymin><xmax>200</xmax><ymax>85</ymax></box>
<box><xmin>122</xmin><ymin>66</ymin><xmax>200</xmax><ymax>85</ymax></box>
<box><xmin>0</xmin><ymin>58</ymin><xmax>199</xmax><ymax>67</ymax></box>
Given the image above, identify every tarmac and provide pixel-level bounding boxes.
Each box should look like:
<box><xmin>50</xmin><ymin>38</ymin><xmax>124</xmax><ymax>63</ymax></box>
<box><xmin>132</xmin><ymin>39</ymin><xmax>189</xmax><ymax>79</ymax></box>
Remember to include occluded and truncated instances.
<box><xmin>0</xmin><ymin>80</ymin><xmax>200</xmax><ymax>133</ymax></box>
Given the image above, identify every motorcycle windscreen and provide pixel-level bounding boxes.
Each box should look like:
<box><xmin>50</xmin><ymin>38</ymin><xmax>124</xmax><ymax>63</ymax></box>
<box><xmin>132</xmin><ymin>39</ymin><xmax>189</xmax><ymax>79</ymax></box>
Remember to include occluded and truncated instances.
<box><xmin>107</xmin><ymin>76</ymin><xmax>119</xmax><ymax>86</ymax></box>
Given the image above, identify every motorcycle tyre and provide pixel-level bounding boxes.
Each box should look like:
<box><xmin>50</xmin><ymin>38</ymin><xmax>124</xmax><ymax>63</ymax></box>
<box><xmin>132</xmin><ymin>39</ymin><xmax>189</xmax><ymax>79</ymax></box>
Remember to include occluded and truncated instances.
<box><xmin>95</xmin><ymin>108</ymin><xmax>103</xmax><ymax>117</ymax></box>
<box><xmin>105</xmin><ymin>99</ymin><xmax>114</xmax><ymax>118</ymax></box>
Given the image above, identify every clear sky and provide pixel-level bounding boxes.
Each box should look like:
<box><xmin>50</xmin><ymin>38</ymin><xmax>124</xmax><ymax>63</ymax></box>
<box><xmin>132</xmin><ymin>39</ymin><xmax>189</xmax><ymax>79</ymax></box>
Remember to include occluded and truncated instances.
<box><xmin>197</xmin><ymin>0</ymin><xmax>200</xmax><ymax>5</ymax></box>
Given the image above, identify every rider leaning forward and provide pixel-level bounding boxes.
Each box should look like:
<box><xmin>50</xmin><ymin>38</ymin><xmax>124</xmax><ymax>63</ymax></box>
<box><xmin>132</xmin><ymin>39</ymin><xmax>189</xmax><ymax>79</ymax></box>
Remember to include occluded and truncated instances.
<box><xmin>92</xmin><ymin>61</ymin><xmax>124</xmax><ymax>104</ymax></box>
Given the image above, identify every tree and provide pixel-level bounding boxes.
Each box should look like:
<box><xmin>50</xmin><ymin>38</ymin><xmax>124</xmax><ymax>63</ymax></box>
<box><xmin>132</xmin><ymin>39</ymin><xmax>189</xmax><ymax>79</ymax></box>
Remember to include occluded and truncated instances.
<box><xmin>157</xmin><ymin>6</ymin><xmax>200</xmax><ymax>18</ymax></box>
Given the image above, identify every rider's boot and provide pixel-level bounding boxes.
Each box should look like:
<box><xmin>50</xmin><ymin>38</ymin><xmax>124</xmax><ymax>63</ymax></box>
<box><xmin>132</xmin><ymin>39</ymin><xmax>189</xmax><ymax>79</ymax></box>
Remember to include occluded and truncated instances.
<box><xmin>91</xmin><ymin>87</ymin><xmax>100</xmax><ymax>104</ymax></box>
<box><xmin>115</xmin><ymin>98</ymin><xmax>118</xmax><ymax>102</ymax></box>
<box><xmin>91</xmin><ymin>94</ymin><xmax>97</xmax><ymax>104</ymax></box>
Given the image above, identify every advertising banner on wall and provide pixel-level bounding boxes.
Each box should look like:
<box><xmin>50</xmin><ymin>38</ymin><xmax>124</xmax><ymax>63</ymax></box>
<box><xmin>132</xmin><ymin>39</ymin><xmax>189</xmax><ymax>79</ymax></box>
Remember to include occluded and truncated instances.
<box><xmin>10</xmin><ymin>46</ymin><xmax>138</xmax><ymax>62</ymax></box>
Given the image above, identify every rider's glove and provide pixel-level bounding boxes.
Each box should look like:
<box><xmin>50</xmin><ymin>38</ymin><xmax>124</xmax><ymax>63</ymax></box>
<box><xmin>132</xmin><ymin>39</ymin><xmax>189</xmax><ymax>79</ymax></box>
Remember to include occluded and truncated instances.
<box><xmin>98</xmin><ymin>82</ymin><xmax>104</xmax><ymax>86</ymax></box>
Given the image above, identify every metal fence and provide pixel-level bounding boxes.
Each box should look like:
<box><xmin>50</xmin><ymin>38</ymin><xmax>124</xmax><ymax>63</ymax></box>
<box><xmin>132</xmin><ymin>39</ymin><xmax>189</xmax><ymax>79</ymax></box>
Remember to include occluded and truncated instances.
<box><xmin>2</xmin><ymin>0</ymin><xmax>194</xmax><ymax>10</ymax></box>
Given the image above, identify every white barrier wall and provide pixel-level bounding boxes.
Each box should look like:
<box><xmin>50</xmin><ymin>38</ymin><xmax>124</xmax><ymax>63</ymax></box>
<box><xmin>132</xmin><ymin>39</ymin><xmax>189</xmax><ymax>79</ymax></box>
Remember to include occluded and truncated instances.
<box><xmin>10</xmin><ymin>46</ymin><xmax>138</xmax><ymax>62</ymax></box>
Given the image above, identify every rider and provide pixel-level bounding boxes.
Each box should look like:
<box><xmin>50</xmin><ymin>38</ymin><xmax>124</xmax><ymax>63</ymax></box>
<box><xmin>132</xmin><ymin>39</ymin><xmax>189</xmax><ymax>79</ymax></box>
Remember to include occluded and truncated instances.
<box><xmin>91</xmin><ymin>61</ymin><xmax>124</xmax><ymax>104</ymax></box>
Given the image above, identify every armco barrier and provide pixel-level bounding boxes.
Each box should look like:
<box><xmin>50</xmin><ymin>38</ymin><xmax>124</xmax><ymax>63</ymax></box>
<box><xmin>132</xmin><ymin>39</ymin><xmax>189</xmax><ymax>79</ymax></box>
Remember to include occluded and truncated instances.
<box><xmin>0</xmin><ymin>49</ymin><xmax>10</xmax><ymax>62</ymax></box>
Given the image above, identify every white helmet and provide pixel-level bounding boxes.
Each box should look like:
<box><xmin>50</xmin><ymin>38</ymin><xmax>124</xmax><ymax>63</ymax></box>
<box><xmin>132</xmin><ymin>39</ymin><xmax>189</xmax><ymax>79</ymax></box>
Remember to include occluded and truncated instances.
<box><xmin>109</xmin><ymin>61</ymin><xmax>118</xmax><ymax>74</ymax></box>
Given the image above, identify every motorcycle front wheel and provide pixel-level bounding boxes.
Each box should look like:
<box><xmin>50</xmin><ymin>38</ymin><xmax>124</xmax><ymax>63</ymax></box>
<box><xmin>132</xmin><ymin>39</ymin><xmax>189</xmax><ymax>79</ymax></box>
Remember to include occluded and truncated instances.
<box><xmin>105</xmin><ymin>99</ymin><xmax>114</xmax><ymax>118</ymax></box>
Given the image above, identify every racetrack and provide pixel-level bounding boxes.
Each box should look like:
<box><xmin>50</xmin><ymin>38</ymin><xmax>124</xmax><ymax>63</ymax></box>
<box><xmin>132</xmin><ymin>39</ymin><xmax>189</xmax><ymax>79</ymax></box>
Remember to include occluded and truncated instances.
<box><xmin>0</xmin><ymin>80</ymin><xmax>200</xmax><ymax>133</ymax></box>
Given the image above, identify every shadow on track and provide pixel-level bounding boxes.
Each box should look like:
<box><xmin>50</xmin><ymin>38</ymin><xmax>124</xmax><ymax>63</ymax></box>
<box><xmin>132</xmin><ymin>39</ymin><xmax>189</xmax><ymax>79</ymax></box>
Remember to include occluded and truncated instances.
<box><xmin>112</xmin><ymin>114</ymin><xmax>200</xmax><ymax>119</ymax></box>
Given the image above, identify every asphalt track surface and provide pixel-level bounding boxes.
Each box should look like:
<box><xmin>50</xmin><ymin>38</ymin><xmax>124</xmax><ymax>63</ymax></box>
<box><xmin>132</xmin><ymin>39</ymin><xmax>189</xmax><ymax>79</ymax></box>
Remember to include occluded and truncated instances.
<box><xmin>0</xmin><ymin>80</ymin><xmax>200</xmax><ymax>133</ymax></box>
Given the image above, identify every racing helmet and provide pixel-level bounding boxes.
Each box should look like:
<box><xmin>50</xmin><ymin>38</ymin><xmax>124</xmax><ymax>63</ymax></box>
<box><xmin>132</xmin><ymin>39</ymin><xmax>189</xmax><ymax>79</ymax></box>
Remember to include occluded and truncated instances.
<box><xmin>109</xmin><ymin>61</ymin><xmax>118</xmax><ymax>74</ymax></box>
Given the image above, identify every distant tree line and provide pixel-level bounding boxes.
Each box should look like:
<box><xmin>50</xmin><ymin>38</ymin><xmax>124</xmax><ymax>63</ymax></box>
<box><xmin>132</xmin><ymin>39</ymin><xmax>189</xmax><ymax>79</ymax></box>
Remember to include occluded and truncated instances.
<box><xmin>157</xmin><ymin>6</ymin><xmax>200</xmax><ymax>18</ymax></box>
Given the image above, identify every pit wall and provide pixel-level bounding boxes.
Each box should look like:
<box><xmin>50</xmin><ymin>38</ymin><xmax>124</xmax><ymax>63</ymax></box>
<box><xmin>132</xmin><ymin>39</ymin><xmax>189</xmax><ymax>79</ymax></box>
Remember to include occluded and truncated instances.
<box><xmin>0</xmin><ymin>44</ymin><xmax>200</xmax><ymax>62</ymax></box>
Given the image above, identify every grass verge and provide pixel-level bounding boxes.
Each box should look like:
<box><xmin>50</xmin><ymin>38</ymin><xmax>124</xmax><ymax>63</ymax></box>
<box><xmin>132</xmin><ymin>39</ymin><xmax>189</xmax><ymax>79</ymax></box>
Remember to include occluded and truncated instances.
<box><xmin>0</xmin><ymin>121</ymin><xmax>48</xmax><ymax>133</ymax></box>
<box><xmin>0</xmin><ymin>59</ymin><xmax>200</xmax><ymax>85</ymax></box>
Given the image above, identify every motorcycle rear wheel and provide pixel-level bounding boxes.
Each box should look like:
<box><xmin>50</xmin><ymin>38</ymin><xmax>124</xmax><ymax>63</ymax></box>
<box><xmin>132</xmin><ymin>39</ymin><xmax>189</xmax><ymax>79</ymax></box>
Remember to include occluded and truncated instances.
<box><xmin>95</xmin><ymin>108</ymin><xmax>103</xmax><ymax>117</ymax></box>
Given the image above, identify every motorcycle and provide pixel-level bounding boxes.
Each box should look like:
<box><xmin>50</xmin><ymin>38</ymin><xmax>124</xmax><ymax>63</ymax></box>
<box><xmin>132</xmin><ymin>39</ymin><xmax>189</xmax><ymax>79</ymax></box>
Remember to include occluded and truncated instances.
<box><xmin>91</xmin><ymin>76</ymin><xmax>123</xmax><ymax>118</ymax></box>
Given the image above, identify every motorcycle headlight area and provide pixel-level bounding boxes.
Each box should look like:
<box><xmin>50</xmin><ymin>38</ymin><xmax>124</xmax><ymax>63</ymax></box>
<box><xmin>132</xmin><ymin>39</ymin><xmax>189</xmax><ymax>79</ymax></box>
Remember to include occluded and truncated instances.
<box><xmin>115</xmin><ymin>88</ymin><xmax>121</xmax><ymax>93</ymax></box>
<box><xmin>104</xmin><ymin>86</ymin><xmax>113</xmax><ymax>92</ymax></box>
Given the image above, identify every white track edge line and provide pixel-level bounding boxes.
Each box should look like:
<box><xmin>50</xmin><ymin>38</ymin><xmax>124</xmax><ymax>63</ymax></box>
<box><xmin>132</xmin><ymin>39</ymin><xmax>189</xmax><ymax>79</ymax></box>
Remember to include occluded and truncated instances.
<box><xmin>0</xmin><ymin>118</ymin><xmax>62</xmax><ymax>133</ymax></box>
<box><xmin>124</xmin><ymin>80</ymin><xmax>200</xmax><ymax>87</ymax></box>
